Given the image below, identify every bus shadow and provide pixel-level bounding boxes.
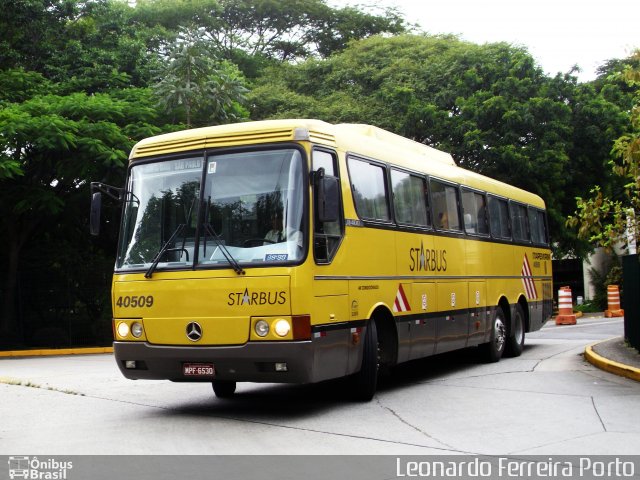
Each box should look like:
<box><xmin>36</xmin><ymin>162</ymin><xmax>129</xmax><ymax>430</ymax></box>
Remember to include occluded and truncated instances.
<box><xmin>171</xmin><ymin>381</ymin><xmax>352</xmax><ymax>419</ymax></box>
<box><xmin>168</xmin><ymin>345</ymin><xmax>535</xmax><ymax>420</ymax></box>
<box><xmin>376</xmin><ymin>343</ymin><xmax>535</xmax><ymax>391</ymax></box>
<box><xmin>378</xmin><ymin>347</ymin><xmax>482</xmax><ymax>391</ymax></box>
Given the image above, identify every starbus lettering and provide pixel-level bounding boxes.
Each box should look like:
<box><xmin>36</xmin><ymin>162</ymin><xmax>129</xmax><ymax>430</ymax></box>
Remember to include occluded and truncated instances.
<box><xmin>409</xmin><ymin>242</ymin><xmax>447</xmax><ymax>272</ymax></box>
<box><xmin>228</xmin><ymin>288</ymin><xmax>287</xmax><ymax>306</ymax></box>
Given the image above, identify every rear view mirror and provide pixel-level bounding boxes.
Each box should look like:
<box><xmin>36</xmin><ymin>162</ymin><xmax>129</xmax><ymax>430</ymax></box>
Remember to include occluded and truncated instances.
<box><xmin>90</xmin><ymin>192</ymin><xmax>102</xmax><ymax>236</ymax></box>
<box><xmin>315</xmin><ymin>169</ymin><xmax>339</xmax><ymax>223</ymax></box>
<box><xmin>89</xmin><ymin>182</ymin><xmax>124</xmax><ymax>236</ymax></box>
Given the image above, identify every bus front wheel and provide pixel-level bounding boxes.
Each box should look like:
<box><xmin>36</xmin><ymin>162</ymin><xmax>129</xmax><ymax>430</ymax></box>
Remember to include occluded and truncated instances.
<box><xmin>212</xmin><ymin>380</ymin><xmax>236</xmax><ymax>398</ymax></box>
<box><xmin>350</xmin><ymin>320</ymin><xmax>379</xmax><ymax>401</ymax></box>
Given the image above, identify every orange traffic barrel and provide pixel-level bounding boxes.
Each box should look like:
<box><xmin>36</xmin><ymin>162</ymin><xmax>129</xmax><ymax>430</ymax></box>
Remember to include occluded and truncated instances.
<box><xmin>604</xmin><ymin>285</ymin><xmax>624</xmax><ymax>318</ymax></box>
<box><xmin>555</xmin><ymin>286</ymin><xmax>577</xmax><ymax>325</ymax></box>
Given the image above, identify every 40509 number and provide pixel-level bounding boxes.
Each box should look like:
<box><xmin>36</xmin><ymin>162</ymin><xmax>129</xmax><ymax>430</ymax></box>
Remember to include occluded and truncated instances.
<box><xmin>116</xmin><ymin>295</ymin><xmax>154</xmax><ymax>308</ymax></box>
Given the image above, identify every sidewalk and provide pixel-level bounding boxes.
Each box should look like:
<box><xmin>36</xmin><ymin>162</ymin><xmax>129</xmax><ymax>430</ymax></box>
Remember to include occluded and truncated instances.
<box><xmin>585</xmin><ymin>336</ymin><xmax>640</xmax><ymax>382</ymax></box>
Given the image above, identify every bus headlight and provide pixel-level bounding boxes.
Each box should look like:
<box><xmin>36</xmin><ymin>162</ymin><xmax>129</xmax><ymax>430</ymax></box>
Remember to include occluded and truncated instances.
<box><xmin>255</xmin><ymin>320</ymin><xmax>269</xmax><ymax>337</ymax></box>
<box><xmin>117</xmin><ymin>322</ymin><xmax>130</xmax><ymax>338</ymax></box>
<box><xmin>274</xmin><ymin>319</ymin><xmax>291</xmax><ymax>337</ymax></box>
<box><xmin>131</xmin><ymin>322</ymin><xmax>144</xmax><ymax>338</ymax></box>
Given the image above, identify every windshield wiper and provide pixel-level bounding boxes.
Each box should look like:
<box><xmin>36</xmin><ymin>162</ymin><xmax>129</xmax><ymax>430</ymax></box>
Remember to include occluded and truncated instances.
<box><xmin>145</xmin><ymin>224</ymin><xmax>186</xmax><ymax>278</ymax></box>
<box><xmin>203</xmin><ymin>223</ymin><xmax>245</xmax><ymax>275</ymax></box>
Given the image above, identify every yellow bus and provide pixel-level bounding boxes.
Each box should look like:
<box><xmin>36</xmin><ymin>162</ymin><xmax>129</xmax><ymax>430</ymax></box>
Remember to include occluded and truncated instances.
<box><xmin>90</xmin><ymin>119</ymin><xmax>553</xmax><ymax>400</ymax></box>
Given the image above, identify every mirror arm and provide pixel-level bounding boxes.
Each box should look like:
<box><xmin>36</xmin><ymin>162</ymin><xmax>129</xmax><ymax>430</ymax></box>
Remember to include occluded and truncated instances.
<box><xmin>91</xmin><ymin>182</ymin><xmax>124</xmax><ymax>202</ymax></box>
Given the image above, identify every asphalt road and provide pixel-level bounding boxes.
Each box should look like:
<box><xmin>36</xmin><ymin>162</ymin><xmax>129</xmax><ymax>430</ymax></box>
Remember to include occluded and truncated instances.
<box><xmin>1</xmin><ymin>316</ymin><xmax>638</xmax><ymax>455</ymax></box>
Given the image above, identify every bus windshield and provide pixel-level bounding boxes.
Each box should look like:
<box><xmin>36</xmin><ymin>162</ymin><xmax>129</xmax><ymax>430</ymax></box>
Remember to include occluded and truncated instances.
<box><xmin>116</xmin><ymin>148</ymin><xmax>306</xmax><ymax>272</ymax></box>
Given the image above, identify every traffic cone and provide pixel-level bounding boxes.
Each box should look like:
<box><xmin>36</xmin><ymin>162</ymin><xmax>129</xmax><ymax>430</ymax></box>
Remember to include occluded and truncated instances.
<box><xmin>604</xmin><ymin>285</ymin><xmax>624</xmax><ymax>318</ymax></box>
<box><xmin>555</xmin><ymin>286</ymin><xmax>577</xmax><ymax>325</ymax></box>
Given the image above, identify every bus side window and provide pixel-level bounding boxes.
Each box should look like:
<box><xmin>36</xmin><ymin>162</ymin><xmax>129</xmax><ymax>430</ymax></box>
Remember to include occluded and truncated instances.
<box><xmin>462</xmin><ymin>189</ymin><xmax>489</xmax><ymax>235</ymax></box>
<box><xmin>391</xmin><ymin>169</ymin><xmax>429</xmax><ymax>227</ymax></box>
<box><xmin>488</xmin><ymin>196</ymin><xmax>511</xmax><ymax>239</ymax></box>
<box><xmin>313</xmin><ymin>149</ymin><xmax>343</xmax><ymax>263</ymax></box>
<box><xmin>529</xmin><ymin>207</ymin><xmax>549</xmax><ymax>245</ymax></box>
<box><xmin>529</xmin><ymin>207</ymin><xmax>541</xmax><ymax>244</ymax></box>
<box><xmin>510</xmin><ymin>202</ymin><xmax>530</xmax><ymax>243</ymax></box>
<box><xmin>538</xmin><ymin>210</ymin><xmax>549</xmax><ymax>245</ymax></box>
<box><xmin>348</xmin><ymin>157</ymin><xmax>390</xmax><ymax>222</ymax></box>
<box><xmin>430</xmin><ymin>179</ymin><xmax>461</xmax><ymax>231</ymax></box>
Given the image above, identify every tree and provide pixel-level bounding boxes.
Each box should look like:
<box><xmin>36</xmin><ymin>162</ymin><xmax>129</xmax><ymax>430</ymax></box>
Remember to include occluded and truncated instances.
<box><xmin>0</xmin><ymin>0</ymin><xmax>77</xmax><ymax>73</ymax></box>
<box><xmin>558</xmin><ymin>77</ymin><xmax>629</xmax><ymax>255</ymax></box>
<box><xmin>133</xmin><ymin>0</ymin><xmax>406</xmax><ymax>77</ymax></box>
<box><xmin>0</xmin><ymin>81</ymin><xmax>162</xmax><ymax>337</ymax></box>
<box><xmin>0</xmin><ymin>0</ymin><xmax>171</xmax><ymax>344</ymax></box>
<box><xmin>1</xmin><ymin>0</ymin><xmax>169</xmax><ymax>92</ymax></box>
<box><xmin>568</xmin><ymin>51</ymin><xmax>640</xmax><ymax>250</ymax></box>
<box><xmin>152</xmin><ymin>28</ymin><xmax>248</xmax><ymax>127</ymax></box>
<box><xmin>200</xmin><ymin>0</ymin><xmax>406</xmax><ymax>62</ymax></box>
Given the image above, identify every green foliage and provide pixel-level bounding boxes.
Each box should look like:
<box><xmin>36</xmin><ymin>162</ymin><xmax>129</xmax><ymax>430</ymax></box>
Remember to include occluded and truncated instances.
<box><xmin>0</xmin><ymin>80</ymin><xmax>163</xmax><ymax>334</ymax></box>
<box><xmin>0</xmin><ymin>68</ymin><xmax>49</xmax><ymax>104</ymax></box>
<box><xmin>199</xmin><ymin>0</ymin><xmax>406</xmax><ymax>62</ymax></box>
<box><xmin>132</xmin><ymin>0</ymin><xmax>406</xmax><ymax>78</ymax></box>
<box><xmin>0</xmin><ymin>0</ymin><xmax>77</xmax><ymax>73</ymax></box>
<box><xmin>1</xmin><ymin>1</ymin><xmax>167</xmax><ymax>91</ymax></box>
<box><xmin>133</xmin><ymin>0</ymin><xmax>223</xmax><ymax>31</ymax></box>
<box><xmin>568</xmin><ymin>51</ymin><xmax>640</xmax><ymax>251</ymax></box>
<box><xmin>152</xmin><ymin>28</ymin><xmax>249</xmax><ymax>127</ymax></box>
<box><xmin>588</xmin><ymin>258</ymin><xmax>623</xmax><ymax>310</ymax></box>
<box><xmin>573</xmin><ymin>301</ymin><xmax>601</xmax><ymax>313</ymax></box>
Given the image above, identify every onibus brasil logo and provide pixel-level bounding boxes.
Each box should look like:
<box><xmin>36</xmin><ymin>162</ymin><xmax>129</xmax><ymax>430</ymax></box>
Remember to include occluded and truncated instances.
<box><xmin>8</xmin><ymin>456</ymin><xmax>73</xmax><ymax>479</ymax></box>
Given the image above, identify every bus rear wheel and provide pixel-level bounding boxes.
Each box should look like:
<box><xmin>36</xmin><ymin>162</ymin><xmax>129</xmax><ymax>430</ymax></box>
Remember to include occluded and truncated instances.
<box><xmin>481</xmin><ymin>307</ymin><xmax>506</xmax><ymax>363</ymax></box>
<box><xmin>505</xmin><ymin>303</ymin><xmax>525</xmax><ymax>357</ymax></box>
<box><xmin>212</xmin><ymin>380</ymin><xmax>236</xmax><ymax>398</ymax></box>
<box><xmin>350</xmin><ymin>320</ymin><xmax>379</xmax><ymax>401</ymax></box>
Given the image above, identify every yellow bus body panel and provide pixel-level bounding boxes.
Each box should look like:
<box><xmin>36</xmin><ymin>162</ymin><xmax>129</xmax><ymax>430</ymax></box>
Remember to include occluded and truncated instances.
<box><xmin>113</xmin><ymin>273</ymin><xmax>291</xmax><ymax>345</ymax></box>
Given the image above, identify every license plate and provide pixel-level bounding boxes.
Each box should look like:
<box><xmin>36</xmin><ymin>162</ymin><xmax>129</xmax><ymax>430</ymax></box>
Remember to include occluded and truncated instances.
<box><xmin>183</xmin><ymin>363</ymin><xmax>215</xmax><ymax>377</ymax></box>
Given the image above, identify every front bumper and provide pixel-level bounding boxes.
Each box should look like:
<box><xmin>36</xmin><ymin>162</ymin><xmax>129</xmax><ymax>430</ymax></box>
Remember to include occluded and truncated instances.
<box><xmin>114</xmin><ymin>340</ymin><xmax>324</xmax><ymax>384</ymax></box>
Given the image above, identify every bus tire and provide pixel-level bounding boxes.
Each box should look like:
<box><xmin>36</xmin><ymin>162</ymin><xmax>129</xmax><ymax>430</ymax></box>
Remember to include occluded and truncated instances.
<box><xmin>351</xmin><ymin>320</ymin><xmax>378</xmax><ymax>401</ymax></box>
<box><xmin>505</xmin><ymin>303</ymin><xmax>525</xmax><ymax>357</ymax></box>
<box><xmin>212</xmin><ymin>380</ymin><xmax>236</xmax><ymax>398</ymax></box>
<box><xmin>481</xmin><ymin>306</ymin><xmax>507</xmax><ymax>363</ymax></box>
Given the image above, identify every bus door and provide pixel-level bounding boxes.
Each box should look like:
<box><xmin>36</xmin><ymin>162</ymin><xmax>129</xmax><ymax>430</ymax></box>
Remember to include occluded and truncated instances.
<box><xmin>312</xmin><ymin>147</ymin><xmax>351</xmax><ymax>379</ymax></box>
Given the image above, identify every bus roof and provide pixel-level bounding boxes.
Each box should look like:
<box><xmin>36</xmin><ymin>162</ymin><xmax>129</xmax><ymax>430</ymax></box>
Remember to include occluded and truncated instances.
<box><xmin>130</xmin><ymin>119</ymin><xmax>545</xmax><ymax>208</ymax></box>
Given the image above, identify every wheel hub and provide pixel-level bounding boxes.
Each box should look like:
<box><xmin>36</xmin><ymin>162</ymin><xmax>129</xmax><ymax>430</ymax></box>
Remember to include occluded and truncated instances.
<box><xmin>495</xmin><ymin>318</ymin><xmax>506</xmax><ymax>351</ymax></box>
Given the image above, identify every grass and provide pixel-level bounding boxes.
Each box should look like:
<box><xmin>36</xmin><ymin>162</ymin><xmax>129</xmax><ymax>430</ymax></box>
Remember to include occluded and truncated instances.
<box><xmin>573</xmin><ymin>301</ymin><xmax>602</xmax><ymax>313</ymax></box>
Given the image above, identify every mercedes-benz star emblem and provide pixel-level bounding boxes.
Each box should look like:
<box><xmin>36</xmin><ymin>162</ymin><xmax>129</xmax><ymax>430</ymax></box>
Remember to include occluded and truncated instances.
<box><xmin>186</xmin><ymin>322</ymin><xmax>203</xmax><ymax>342</ymax></box>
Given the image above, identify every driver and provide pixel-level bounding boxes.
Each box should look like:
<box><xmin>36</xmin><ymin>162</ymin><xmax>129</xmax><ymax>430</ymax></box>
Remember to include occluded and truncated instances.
<box><xmin>264</xmin><ymin>212</ymin><xmax>284</xmax><ymax>243</ymax></box>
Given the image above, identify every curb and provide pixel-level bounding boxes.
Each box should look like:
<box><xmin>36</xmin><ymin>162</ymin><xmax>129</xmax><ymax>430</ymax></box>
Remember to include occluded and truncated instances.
<box><xmin>584</xmin><ymin>341</ymin><xmax>640</xmax><ymax>382</ymax></box>
<box><xmin>0</xmin><ymin>347</ymin><xmax>113</xmax><ymax>358</ymax></box>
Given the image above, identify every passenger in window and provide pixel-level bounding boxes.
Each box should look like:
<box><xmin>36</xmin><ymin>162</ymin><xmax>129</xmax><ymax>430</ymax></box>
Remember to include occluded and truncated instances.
<box><xmin>477</xmin><ymin>203</ymin><xmax>488</xmax><ymax>234</ymax></box>
<box><xmin>438</xmin><ymin>211</ymin><xmax>449</xmax><ymax>229</ymax></box>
